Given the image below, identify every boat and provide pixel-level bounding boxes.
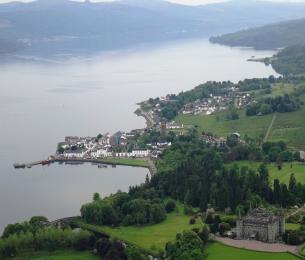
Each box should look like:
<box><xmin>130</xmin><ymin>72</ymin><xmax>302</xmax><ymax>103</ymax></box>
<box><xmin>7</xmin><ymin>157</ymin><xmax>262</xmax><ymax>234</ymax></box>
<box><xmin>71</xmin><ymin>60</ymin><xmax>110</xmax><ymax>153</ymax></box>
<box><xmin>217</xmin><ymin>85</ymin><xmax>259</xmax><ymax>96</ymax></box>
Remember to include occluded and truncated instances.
<box><xmin>98</xmin><ymin>164</ymin><xmax>107</xmax><ymax>168</ymax></box>
<box><xmin>13</xmin><ymin>163</ymin><xmax>25</xmax><ymax>169</ymax></box>
<box><xmin>42</xmin><ymin>160</ymin><xmax>51</xmax><ymax>166</ymax></box>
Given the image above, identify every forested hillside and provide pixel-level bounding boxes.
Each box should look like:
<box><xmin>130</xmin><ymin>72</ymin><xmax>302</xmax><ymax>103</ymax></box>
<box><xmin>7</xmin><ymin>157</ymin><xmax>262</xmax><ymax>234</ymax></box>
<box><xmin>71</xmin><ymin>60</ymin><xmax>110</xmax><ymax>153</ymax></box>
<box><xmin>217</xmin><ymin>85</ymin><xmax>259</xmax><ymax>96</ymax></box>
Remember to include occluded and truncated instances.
<box><xmin>2</xmin><ymin>0</ymin><xmax>305</xmax><ymax>54</ymax></box>
<box><xmin>269</xmin><ymin>45</ymin><xmax>305</xmax><ymax>76</ymax></box>
<box><xmin>210</xmin><ymin>18</ymin><xmax>305</xmax><ymax>50</ymax></box>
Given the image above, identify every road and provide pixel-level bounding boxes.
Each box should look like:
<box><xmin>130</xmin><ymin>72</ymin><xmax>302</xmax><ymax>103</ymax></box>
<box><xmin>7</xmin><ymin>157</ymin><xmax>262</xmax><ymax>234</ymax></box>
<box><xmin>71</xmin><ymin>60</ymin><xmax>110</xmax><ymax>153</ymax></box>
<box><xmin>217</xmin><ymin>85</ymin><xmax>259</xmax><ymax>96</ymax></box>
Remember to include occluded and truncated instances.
<box><xmin>264</xmin><ymin>112</ymin><xmax>277</xmax><ymax>143</ymax></box>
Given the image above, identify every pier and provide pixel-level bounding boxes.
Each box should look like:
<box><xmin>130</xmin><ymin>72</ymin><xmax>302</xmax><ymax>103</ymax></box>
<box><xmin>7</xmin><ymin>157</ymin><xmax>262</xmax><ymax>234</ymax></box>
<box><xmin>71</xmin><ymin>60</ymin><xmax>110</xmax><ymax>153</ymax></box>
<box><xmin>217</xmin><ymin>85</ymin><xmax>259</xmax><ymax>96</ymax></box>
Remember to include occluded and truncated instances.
<box><xmin>13</xmin><ymin>159</ymin><xmax>54</xmax><ymax>169</ymax></box>
<box><xmin>13</xmin><ymin>157</ymin><xmax>156</xmax><ymax>175</ymax></box>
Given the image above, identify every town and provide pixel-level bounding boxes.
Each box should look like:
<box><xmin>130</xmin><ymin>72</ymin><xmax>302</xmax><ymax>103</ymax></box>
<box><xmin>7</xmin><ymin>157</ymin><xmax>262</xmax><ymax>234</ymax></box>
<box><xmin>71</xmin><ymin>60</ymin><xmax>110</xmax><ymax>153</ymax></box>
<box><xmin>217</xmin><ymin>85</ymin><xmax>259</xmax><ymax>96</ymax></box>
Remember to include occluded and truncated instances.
<box><xmin>57</xmin><ymin>130</ymin><xmax>172</xmax><ymax>160</ymax></box>
<box><xmin>137</xmin><ymin>82</ymin><xmax>255</xmax><ymax>128</ymax></box>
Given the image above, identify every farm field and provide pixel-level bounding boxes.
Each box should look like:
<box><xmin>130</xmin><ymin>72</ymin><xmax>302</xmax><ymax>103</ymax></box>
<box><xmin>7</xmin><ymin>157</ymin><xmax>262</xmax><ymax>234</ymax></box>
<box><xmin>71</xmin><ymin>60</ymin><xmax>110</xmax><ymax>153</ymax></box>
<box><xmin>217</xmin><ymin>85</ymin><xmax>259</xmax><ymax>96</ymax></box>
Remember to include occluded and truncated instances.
<box><xmin>175</xmin><ymin>82</ymin><xmax>305</xmax><ymax>150</ymax></box>
<box><xmin>175</xmin><ymin>111</ymin><xmax>272</xmax><ymax>140</ymax></box>
<box><xmin>75</xmin><ymin>204</ymin><xmax>203</xmax><ymax>255</ymax></box>
<box><xmin>269</xmin><ymin>108</ymin><xmax>305</xmax><ymax>150</ymax></box>
<box><xmin>176</xmin><ymin>107</ymin><xmax>305</xmax><ymax>150</ymax></box>
<box><xmin>205</xmin><ymin>242</ymin><xmax>299</xmax><ymax>260</ymax></box>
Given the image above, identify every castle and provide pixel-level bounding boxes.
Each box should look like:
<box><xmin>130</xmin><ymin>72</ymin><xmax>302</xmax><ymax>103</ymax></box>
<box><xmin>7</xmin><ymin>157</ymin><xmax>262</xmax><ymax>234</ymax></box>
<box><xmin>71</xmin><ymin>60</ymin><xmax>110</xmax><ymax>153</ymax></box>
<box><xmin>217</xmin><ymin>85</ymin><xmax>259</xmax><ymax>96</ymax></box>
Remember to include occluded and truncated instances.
<box><xmin>236</xmin><ymin>207</ymin><xmax>285</xmax><ymax>243</ymax></box>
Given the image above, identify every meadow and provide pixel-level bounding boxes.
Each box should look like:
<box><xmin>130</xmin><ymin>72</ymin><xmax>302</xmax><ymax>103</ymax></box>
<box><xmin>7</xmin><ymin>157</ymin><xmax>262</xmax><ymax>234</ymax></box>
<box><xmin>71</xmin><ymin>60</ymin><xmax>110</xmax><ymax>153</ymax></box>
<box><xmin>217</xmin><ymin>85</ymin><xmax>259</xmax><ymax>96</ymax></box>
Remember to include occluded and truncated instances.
<box><xmin>176</xmin><ymin>111</ymin><xmax>272</xmax><ymax>140</ymax></box>
<box><xmin>269</xmin><ymin>108</ymin><xmax>305</xmax><ymax>150</ymax></box>
<box><xmin>205</xmin><ymin>242</ymin><xmax>299</xmax><ymax>260</ymax></box>
<box><xmin>75</xmin><ymin>204</ymin><xmax>203</xmax><ymax>255</ymax></box>
<box><xmin>227</xmin><ymin>161</ymin><xmax>305</xmax><ymax>184</ymax></box>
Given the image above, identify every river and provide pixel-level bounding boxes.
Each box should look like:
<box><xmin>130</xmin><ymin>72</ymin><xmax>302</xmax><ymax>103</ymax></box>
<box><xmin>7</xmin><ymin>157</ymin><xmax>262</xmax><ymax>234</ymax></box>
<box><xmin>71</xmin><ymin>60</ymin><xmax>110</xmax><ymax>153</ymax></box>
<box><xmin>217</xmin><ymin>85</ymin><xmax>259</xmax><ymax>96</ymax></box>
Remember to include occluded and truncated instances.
<box><xmin>0</xmin><ymin>39</ymin><xmax>277</xmax><ymax>232</ymax></box>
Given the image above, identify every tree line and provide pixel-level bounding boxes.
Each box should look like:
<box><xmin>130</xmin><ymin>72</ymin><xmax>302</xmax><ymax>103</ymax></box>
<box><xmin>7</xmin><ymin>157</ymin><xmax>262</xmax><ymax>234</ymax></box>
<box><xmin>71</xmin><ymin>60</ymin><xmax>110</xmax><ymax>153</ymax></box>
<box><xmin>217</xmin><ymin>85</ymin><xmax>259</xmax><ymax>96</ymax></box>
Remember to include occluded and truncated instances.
<box><xmin>81</xmin><ymin>190</ymin><xmax>173</xmax><ymax>227</ymax></box>
<box><xmin>246</xmin><ymin>93</ymin><xmax>301</xmax><ymax>116</ymax></box>
<box><xmin>151</xmin><ymin>134</ymin><xmax>305</xmax><ymax>212</ymax></box>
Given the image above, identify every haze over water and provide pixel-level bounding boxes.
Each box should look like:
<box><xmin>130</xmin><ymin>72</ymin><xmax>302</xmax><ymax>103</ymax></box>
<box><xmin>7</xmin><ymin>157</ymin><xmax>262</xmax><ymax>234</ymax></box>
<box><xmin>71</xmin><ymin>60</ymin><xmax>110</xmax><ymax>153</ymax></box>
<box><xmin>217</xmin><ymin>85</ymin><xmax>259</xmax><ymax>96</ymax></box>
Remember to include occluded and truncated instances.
<box><xmin>0</xmin><ymin>39</ymin><xmax>277</xmax><ymax>232</ymax></box>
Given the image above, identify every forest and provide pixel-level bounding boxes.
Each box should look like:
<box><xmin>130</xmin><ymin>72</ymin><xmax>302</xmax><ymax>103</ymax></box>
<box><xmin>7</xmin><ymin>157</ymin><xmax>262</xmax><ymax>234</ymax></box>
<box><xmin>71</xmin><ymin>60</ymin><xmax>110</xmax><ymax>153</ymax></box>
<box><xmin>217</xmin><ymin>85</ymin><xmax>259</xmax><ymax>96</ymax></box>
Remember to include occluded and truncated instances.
<box><xmin>270</xmin><ymin>45</ymin><xmax>305</xmax><ymax>76</ymax></box>
<box><xmin>79</xmin><ymin>131</ymin><xmax>304</xmax><ymax>231</ymax></box>
<box><xmin>210</xmin><ymin>17</ymin><xmax>305</xmax><ymax>50</ymax></box>
<box><xmin>246</xmin><ymin>93</ymin><xmax>301</xmax><ymax>116</ymax></box>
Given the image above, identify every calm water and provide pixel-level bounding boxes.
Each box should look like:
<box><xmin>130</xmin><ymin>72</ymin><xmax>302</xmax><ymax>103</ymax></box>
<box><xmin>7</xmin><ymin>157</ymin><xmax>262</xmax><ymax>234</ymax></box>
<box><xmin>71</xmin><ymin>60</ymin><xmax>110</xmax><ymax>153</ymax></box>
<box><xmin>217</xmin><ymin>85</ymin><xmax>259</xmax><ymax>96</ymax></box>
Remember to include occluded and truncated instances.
<box><xmin>0</xmin><ymin>39</ymin><xmax>277</xmax><ymax>232</ymax></box>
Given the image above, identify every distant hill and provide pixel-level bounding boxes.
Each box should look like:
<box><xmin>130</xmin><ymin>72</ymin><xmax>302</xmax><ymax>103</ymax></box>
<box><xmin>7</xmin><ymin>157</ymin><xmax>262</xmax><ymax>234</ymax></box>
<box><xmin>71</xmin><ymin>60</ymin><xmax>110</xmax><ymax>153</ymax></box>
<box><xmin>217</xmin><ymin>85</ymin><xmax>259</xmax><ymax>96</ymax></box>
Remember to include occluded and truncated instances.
<box><xmin>2</xmin><ymin>0</ymin><xmax>305</xmax><ymax>54</ymax></box>
<box><xmin>210</xmin><ymin>18</ymin><xmax>305</xmax><ymax>50</ymax></box>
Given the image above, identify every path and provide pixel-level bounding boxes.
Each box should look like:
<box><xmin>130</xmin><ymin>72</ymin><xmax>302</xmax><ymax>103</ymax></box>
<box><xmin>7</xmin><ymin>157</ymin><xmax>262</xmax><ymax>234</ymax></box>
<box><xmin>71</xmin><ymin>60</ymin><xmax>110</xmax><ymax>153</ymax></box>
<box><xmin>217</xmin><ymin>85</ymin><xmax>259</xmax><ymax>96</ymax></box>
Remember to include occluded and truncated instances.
<box><xmin>286</xmin><ymin>205</ymin><xmax>305</xmax><ymax>219</ymax></box>
<box><xmin>147</xmin><ymin>158</ymin><xmax>157</xmax><ymax>176</ymax></box>
<box><xmin>264</xmin><ymin>112</ymin><xmax>277</xmax><ymax>143</ymax></box>
<box><xmin>213</xmin><ymin>236</ymin><xmax>298</xmax><ymax>254</ymax></box>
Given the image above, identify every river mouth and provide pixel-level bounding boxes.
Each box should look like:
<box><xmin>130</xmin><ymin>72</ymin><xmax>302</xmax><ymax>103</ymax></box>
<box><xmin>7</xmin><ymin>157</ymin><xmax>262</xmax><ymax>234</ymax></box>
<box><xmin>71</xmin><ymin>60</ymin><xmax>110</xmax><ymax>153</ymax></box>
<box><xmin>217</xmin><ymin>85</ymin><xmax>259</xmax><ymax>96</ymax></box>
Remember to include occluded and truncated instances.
<box><xmin>0</xmin><ymin>38</ymin><xmax>277</xmax><ymax>232</ymax></box>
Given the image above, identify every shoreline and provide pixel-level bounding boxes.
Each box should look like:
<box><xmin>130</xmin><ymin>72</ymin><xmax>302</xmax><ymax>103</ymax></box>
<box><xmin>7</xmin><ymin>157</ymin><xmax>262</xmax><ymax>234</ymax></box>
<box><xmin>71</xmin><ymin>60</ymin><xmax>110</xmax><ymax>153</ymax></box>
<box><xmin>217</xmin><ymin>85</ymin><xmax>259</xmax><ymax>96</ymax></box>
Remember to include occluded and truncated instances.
<box><xmin>134</xmin><ymin>107</ymin><xmax>155</xmax><ymax>128</ymax></box>
<box><xmin>14</xmin><ymin>157</ymin><xmax>157</xmax><ymax>176</ymax></box>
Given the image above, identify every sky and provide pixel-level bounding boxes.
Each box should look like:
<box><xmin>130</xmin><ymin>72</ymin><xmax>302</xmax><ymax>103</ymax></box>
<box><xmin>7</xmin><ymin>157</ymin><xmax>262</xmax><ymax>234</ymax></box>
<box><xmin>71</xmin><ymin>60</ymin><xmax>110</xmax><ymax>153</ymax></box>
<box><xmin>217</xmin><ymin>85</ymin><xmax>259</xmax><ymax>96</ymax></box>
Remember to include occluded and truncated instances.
<box><xmin>0</xmin><ymin>0</ymin><xmax>305</xmax><ymax>5</ymax></box>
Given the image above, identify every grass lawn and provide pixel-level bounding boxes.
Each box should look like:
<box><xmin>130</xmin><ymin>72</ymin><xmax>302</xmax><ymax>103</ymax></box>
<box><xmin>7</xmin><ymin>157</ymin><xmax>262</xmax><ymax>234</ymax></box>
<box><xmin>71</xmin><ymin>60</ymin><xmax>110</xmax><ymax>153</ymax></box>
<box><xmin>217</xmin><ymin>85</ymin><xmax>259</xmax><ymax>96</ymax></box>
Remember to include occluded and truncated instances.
<box><xmin>227</xmin><ymin>161</ymin><xmax>305</xmax><ymax>184</ymax></box>
<box><xmin>75</xmin><ymin>204</ymin><xmax>203</xmax><ymax>255</ymax></box>
<box><xmin>12</xmin><ymin>250</ymin><xmax>98</xmax><ymax>260</ymax></box>
<box><xmin>205</xmin><ymin>242</ymin><xmax>299</xmax><ymax>260</ymax></box>
<box><xmin>286</xmin><ymin>223</ymin><xmax>302</xmax><ymax>231</ymax></box>
<box><xmin>99</xmin><ymin>158</ymin><xmax>149</xmax><ymax>168</ymax></box>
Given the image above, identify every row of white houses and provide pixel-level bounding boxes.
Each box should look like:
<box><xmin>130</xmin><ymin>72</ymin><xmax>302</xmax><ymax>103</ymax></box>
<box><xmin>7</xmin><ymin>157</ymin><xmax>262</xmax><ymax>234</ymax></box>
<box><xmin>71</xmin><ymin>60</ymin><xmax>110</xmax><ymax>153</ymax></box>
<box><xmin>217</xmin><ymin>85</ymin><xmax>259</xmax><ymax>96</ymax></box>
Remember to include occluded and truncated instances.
<box><xmin>63</xmin><ymin>149</ymin><xmax>151</xmax><ymax>159</ymax></box>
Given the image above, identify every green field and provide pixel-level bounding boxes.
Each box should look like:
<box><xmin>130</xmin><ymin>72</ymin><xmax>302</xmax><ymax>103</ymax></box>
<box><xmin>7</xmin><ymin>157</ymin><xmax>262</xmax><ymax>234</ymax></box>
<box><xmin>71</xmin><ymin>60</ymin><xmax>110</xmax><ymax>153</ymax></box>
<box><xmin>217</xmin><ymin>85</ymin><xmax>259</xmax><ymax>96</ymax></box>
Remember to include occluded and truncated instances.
<box><xmin>286</xmin><ymin>223</ymin><xmax>302</xmax><ymax>231</ymax></box>
<box><xmin>267</xmin><ymin>83</ymin><xmax>296</xmax><ymax>97</ymax></box>
<box><xmin>206</xmin><ymin>242</ymin><xmax>299</xmax><ymax>260</ymax></box>
<box><xmin>227</xmin><ymin>161</ymin><xmax>305</xmax><ymax>184</ymax></box>
<box><xmin>99</xmin><ymin>158</ymin><xmax>149</xmax><ymax>168</ymax></box>
<box><xmin>12</xmin><ymin>250</ymin><xmax>98</xmax><ymax>260</ymax></box>
<box><xmin>269</xmin><ymin>108</ymin><xmax>305</xmax><ymax>150</ymax></box>
<box><xmin>75</xmin><ymin>204</ymin><xmax>203</xmax><ymax>255</ymax></box>
<box><xmin>176</xmin><ymin>111</ymin><xmax>272</xmax><ymax>140</ymax></box>
<box><xmin>175</xmin><ymin>81</ymin><xmax>305</xmax><ymax>150</ymax></box>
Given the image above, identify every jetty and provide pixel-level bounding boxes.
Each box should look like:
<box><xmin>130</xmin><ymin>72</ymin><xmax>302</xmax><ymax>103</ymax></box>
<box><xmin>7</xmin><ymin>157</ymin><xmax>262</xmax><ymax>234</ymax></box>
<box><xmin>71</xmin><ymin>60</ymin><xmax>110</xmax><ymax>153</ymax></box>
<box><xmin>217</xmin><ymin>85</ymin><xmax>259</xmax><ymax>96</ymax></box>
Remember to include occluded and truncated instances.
<box><xmin>13</xmin><ymin>157</ymin><xmax>156</xmax><ymax>175</ymax></box>
<box><xmin>13</xmin><ymin>159</ymin><xmax>53</xmax><ymax>169</ymax></box>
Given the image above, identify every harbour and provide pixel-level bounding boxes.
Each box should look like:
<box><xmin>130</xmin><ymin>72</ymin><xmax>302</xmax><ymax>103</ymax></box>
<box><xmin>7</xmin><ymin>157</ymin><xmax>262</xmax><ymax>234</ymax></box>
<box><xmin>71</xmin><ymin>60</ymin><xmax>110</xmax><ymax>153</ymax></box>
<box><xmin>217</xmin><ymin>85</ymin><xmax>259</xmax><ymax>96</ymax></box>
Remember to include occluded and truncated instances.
<box><xmin>13</xmin><ymin>156</ymin><xmax>156</xmax><ymax>175</ymax></box>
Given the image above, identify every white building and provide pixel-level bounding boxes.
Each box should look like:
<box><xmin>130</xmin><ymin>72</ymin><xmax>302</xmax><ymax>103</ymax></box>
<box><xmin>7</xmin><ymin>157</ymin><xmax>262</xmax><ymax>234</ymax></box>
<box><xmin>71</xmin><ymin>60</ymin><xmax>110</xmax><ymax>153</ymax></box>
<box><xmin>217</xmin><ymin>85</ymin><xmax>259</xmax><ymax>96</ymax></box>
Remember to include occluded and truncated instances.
<box><xmin>63</xmin><ymin>150</ymin><xmax>85</xmax><ymax>159</ymax></box>
<box><xmin>131</xmin><ymin>149</ymin><xmax>150</xmax><ymax>158</ymax></box>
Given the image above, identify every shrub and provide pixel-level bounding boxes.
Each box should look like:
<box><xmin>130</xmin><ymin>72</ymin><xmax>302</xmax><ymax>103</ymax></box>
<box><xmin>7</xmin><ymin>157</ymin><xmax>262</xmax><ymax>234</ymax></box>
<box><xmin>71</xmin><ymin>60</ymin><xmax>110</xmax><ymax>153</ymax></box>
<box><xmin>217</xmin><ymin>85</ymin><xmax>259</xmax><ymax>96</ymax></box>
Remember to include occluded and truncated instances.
<box><xmin>189</xmin><ymin>217</ymin><xmax>196</xmax><ymax>225</ymax></box>
<box><xmin>165</xmin><ymin>200</ymin><xmax>176</xmax><ymax>213</ymax></box>
<box><xmin>94</xmin><ymin>238</ymin><xmax>127</xmax><ymax>259</ymax></box>
<box><xmin>219</xmin><ymin>222</ymin><xmax>231</xmax><ymax>236</ymax></box>
<box><xmin>205</xmin><ymin>214</ymin><xmax>214</xmax><ymax>224</ymax></box>
<box><xmin>184</xmin><ymin>205</ymin><xmax>194</xmax><ymax>215</ymax></box>
<box><xmin>198</xmin><ymin>225</ymin><xmax>209</xmax><ymax>244</ymax></box>
<box><xmin>287</xmin><ymin>231</ymin><xmax>301</xmax><ymax>245</ymax></box>
<box><xmin>73</xmin><ymin>230</ymin><xmax>92</xmax><ymax>251</ymax></box>
<box><xmin>221</xmin><ymin>216</ymin><xmax>236</xmax><ymax>227</ymax></box>
<box><xmin>126</xmin><ymin>247</ymin><xmax>147</xmax><ymax>260</ymax></box>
